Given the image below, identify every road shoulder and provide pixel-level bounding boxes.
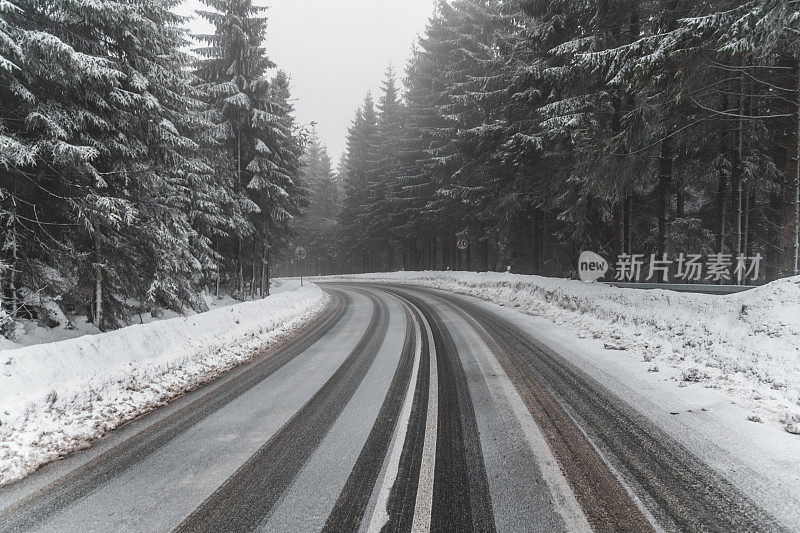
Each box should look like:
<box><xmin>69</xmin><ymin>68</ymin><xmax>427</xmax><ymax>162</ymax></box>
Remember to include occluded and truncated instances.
<box><xmin>442</xmin><ymin>289</ymin><xmax>800</xmax><ymax>529</ymax></box>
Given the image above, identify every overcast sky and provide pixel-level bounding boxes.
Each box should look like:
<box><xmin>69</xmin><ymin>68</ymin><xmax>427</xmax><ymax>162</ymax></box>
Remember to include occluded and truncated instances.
<box><xmin>175</xmin><ymin>0</ymin><xmax>437</xmax><ymax>163</ymax></box>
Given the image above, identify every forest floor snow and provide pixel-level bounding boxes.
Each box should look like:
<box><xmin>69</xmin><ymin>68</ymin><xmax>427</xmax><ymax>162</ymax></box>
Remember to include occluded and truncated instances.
<box><xmin>0</xmin><ymin>282</ymin><xmax>327</xmax><ymax>486</ymax></box>
<box><xmin>311</xmin><ymin>271</ymin><xmax>800</xmax><ymax>435</ymax></box>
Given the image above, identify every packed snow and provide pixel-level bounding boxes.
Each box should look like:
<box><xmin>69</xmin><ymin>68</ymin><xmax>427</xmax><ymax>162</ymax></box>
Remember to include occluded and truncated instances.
<box><xmin>312</xmin><ymin>271</ymin><xmax>800</xmax><ymax>434</ymax></box>
<box><xmin>0</xmin><ymin>283</ymin><xmax>328</xmax><ymax>486</ymax></box>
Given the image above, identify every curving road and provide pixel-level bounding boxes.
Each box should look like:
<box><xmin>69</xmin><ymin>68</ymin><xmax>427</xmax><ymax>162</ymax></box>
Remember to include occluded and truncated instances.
<box><xmin>0</xmin><ymin>283</ymin><xmax>786</xmax><ymax>532</ymax></box>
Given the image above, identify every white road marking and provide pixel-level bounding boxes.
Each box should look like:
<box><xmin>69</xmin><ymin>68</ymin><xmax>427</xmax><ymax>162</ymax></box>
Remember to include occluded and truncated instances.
<box><xmin>365</xmin><ymin>304</ymin><xmax>422</xmax><ymax>533</ymax></box>
<box><xmin>410</xmin><ymin>305</ymin><xmax>438</xmax><ymax>533</ymax></box>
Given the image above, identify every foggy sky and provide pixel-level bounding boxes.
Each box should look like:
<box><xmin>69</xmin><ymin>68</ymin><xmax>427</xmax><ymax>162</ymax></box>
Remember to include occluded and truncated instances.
<box><xmin>176</xmin><ymin>0</ymin><xmax>437</xmax><ymax>163</ymax></box>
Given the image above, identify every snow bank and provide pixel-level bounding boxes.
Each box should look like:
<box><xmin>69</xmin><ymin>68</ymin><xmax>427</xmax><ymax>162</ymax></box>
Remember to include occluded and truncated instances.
<box><xmin>314</xmin><ymin>272</ymin><xmax>800</xmax><ymax>433</ymax></box>
<box><xmin>0</xmin><ymin>279</ymin><xmax>308</xmax><ymax>352</ymax></box>
<box><xmin>0</xmin><ymin>284</ymin><xmax>328</xmax><ymax>486</ymax></box>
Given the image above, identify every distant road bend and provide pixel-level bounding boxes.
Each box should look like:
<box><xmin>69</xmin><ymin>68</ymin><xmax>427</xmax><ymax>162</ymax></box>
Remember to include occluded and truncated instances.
<box><xmin>0</xmin><ymin>283</ymin><xmax>785</xmax><ymax>532</ymax></box>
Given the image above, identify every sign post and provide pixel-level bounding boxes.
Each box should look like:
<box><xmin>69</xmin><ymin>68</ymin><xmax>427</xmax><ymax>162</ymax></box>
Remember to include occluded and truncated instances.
<box><xmin>295</xmin><ymin>246</ymin><xmax>307</xmax><ymax>286</ymax></box>
<box><xmin>454</xmin><ymin>238</ymin><xmax>469</xmax><ymax>271</ymax></box>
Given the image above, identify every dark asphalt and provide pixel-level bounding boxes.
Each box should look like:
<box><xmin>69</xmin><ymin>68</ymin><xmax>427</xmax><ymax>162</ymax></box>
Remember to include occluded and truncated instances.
<box><xmin>0</xmin><ymin>290</ymin><xmax>349</xmax><ymax>533</ymax></box>
<box><xmin>428</xmin><ymin>288</ymin><xmax>780</xmax><ymax>532</ymax></box>
<box><xmin>0</xmin><ymin>283</ymin><xmax>787</xmax><ymax>533</ymax></box>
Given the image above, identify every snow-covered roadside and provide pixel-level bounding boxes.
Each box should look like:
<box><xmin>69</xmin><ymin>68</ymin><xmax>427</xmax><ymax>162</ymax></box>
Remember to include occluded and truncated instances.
<box><xmin>464</xmin><ymin>295</ymin><xmax>800</xmax><ymax>527</ymax></box>
<box><xmin>0</xmin><ymin>284</ymin><xmax>328</xmax><ymax>487</ymax></box>
<box><xmin>311</xmin><ymin>271</ymin><xmax>800</xmax><ymax>434</ymax></box>
<box><xmin>0</xmin><ymin>278</ymin><xmax>305</xmax><ymax>351</ymax></box>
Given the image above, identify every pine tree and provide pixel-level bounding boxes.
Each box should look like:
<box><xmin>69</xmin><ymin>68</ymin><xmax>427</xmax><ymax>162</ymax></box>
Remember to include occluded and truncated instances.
<box><xmin>293</xmin><ymin>130</ymin><xmax>340</xmax><ymax>275</ymax></box>
<box><xmin>1</xmin><ymin>0</ymin><xmax>134</xmax><ymax>329</ymax></box>
<box><xmin>248</xmin><ymin>70</ymin><xmax>305</xmax><ymax>295</ymax></box>
<box><xmin>73</xmin><ymin>0</ymin><xmax>223</xmax><ymax>324</ymax></box>
<box><xmin>0</xmin><ymin>0</ymin><xmax>232</xmax><ymax>329</ymax></box>
<box><xmin>195</xmin><ymin>0</ymin><xmax>304</xmax><ymax>295</ymax></box>
<box><xmin>319</xmin><ymin>0</ymin><xmax>799</xmax><ymax>282</ymax></box>
<box><xmin>340</xmin><ymin>94</ymin><xmax>378</xmax><ymax>272</ymax></box>
<box><xmin>361</xmin><ymin>66</ymin><xmax>404</xmax><ymax>270</ymax></box>
<box><xmin>0</xmin><ymin>0</ymin><xmax>23</xmax><ymax>319</ymax></box>
<box><xmin>394</xmin><ymin>43</ymin><xmax>443</xmax><ymax>270</ymax></box>
<box><xmin>112</xmin><ymin>0</ymin><xmax>217</xmax><ymax>313</ymax></box>
<box><xmin>0</xmin><ymin>1</ymin><xmax>19</xmax><ymax>74</ymax></box>
<box><xmin>434</xmin><ymin>0</ymin><xmax>510</xmax><ymax>270</ymax></box>
<box><xmin>707</xmin><ymin>0</ymin><xmax>800</xmax><ymax>276</ymax></box>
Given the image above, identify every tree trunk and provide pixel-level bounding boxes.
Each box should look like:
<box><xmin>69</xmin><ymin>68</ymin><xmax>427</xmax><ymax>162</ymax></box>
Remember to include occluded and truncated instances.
<box><xmin>8</xmin><ymin>181</ymin><xmax>18</xmax><ymax>318</ymax></box>
<box><xmin>731</xmin><ymin>65</ymin><xmax>744</xmax><ymax>263</ymax></box>
<box><xmin>265</xmin><ymin>250</ymin><xmax>271</xmax><ymax>296</ymax></box>
<box><xmin>742</xmin><ymin>192</ymin><xmax>750</xmax><ymax>266</ymax></box>
<box><xmin>715</xmin><ymin>180</ymin><xmax>727</xmax><ymax>253</ymax></box>
<box><xmin>212</xmin><ymin>236</ymin><xmax>220</xmax><ymax>297</ymax></box>
<box><xmin>657</xmin><ymin>134</ymin><xmax>672</xmax><ymax>257</ymax></box>
<box><xmin>746</xmin><ymin>192</ymin><xmax>756</xmax><ymax>258</ymax></box>
<box><xmin>675</xmin><ymin>177</ymin><xmax>685</xmax><ymax>218</ymax></box>
<box><xmin>429</xmin><ymin>236</ymin><xmax>434</xmax><ymax>271</ymax></box>
<box><xmin>786</xmin><ymin>58</ymin><xmax>800</xmax><ymax>276</ymax></box>
<box><xmin>530</xmin><ymin>214</ymin><xmax>539</xmax><ymax>273</ymax></box>
<box><xmin>767</xmin><ymin>191</ymin><xmax>783</xmax><ymax>280</ymax></box>
<box><xmin>624</xmin><ymin>195</ymin><xmax>633</xmax><ymax>254</ymax></box>
<box><xmin>716</xmin><ymin>94</ymin><xmax>729</xmax><ymax>254</ymax></box>
<box><xmin>94</xmin><ymin>226</ymin><xmax>103</xmax><ymax>331</ymax></box>
<box><xmin>543</xmin><ymin>210</ymin><xmax>549</xmax><ymax>271</ymax></box>
<box><xmin>236</xmin><ymin>124</ymin><xmax>244</xmax><ymax>292</ymax></box>
<box><xmin>656</xmin><ymin>0</ymin><xmax>678</xmax><ymax>260</ymax></box>
<box><xmin>620</xmin><ymin>6</ymin><xmax>638</xmax><ymax>258</ymax></box>
<box><xmin>613</xmin><ymin>203</ymin><xmax>624</xmax><ymax>259</ymax></box>
<box><xmin>260</xmin><ymin>258</ymin><xmax>265</xmax><ymax>297</ymax></box>
<box><xmin>251</xmin><ymin>240</ymin><xmax>257</xmax><ymax>297</ymax></box>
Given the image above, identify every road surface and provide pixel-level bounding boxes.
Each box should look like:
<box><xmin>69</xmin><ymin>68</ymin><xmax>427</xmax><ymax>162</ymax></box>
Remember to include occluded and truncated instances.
<box><xmin>0</xmin><ymin>284</ymin><xmax>786</xmax><ymax>532</ymax></box>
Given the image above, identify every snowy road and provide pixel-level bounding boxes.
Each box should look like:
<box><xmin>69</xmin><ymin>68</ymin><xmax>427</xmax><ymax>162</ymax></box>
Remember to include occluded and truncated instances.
<box><xmin>0</xmin><ymin>284</ymin><xmax>792</xmax><ymax>532</ymax></box>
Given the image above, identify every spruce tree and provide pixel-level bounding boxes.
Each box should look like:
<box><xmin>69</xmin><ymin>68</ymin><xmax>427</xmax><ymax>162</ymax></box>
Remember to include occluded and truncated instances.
<box><xmin>340</xmin><ymin>94</ymin><xmax>378</xmax><ymax>272</ymax></box>
<box><xmin>293</xmin><ymin>130</ymin><xmax>340</xmax><ymax>275</ymax></box>
<box><xmin>248</xmin><ymin>70</ymin><xmax>305</xmax><ymax>294</ymax></box>
<box><xmin>1</xmin><ymin>0</ymin><xmax>133</xmax><ymax>329</ymax></box>
<box><xmin>394</xmin><ymin>44</ymin><xmax>442</xmax><ymax>270</ymax></box>
<box><xmin>362</xmin><ymin>66</ymin><xmax>404</xmax><ymax>270</ymax></box>
<box><xmin>1</xmin><ymin>0</ymin><xmax>228</xmax><ymax>328</ymax></box>
<box><xmin>195</xmin><ymin>0</ymin><xmax>304</xmax><ymax>295</ymax></box>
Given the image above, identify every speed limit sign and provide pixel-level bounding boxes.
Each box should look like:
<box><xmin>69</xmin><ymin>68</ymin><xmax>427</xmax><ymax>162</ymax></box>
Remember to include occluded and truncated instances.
<box><xmin>456</xmin><ymin>238</ymin><xmax>469</xmax><ymax>251</ymax></box>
